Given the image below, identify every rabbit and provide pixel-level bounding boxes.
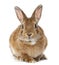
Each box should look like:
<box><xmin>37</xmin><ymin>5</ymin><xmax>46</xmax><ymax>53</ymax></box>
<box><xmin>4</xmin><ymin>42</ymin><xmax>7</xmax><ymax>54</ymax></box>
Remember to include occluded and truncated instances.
<box><xmin>9</xmin><ymin>5</ymin><xmax>47</xmax><ymax>63</ymax></box>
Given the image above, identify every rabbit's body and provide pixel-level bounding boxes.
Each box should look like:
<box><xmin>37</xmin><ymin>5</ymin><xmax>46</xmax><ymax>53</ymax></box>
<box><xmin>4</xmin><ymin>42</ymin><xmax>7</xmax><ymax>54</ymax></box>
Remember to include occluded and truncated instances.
<box><xmin>9</xmin><ymin>5</ymin><xmax>47</xmax><ymax>62</ymax></box>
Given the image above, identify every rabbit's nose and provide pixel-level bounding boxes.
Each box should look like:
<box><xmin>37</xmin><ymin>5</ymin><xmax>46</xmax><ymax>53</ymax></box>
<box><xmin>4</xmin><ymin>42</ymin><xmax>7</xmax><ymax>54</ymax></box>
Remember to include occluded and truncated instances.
<box><xmin>27</xmin><ymin>33</ymin><xmax>32</xmax><ymax>37</ymax></box>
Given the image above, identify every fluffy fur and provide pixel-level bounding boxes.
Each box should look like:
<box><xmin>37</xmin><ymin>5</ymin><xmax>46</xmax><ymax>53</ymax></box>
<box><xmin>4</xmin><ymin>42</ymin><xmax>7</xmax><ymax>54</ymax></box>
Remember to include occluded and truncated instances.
<box><xmin>9</xmin><ymin>5</ymin><xmax>47</xmax><ymax>62</ymax></box>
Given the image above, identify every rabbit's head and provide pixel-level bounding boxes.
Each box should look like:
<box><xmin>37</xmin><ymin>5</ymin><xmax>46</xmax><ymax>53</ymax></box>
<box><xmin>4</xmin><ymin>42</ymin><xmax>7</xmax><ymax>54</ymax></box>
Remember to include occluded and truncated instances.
<box><xmin>15</xmin><ymin>5</ymin><xmax>43</xmax><ymax>42</ymax></box>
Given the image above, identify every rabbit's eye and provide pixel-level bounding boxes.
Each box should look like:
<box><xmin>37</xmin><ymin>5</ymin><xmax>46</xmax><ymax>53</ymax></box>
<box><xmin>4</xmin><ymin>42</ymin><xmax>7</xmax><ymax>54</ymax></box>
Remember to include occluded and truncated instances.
<box><xmin>21</xmin><ymin>30</ymin><xmax>23</xmax><ymax>33</ymax></box>
<box><xmin>35</xmin><ymin>24</ymin><xmax>37</xmax><ymax>28</ymax></box>
<box><xmin>21</xmin><ymin>25</ymin><xmax>24</xmax><ymax>29</ymax></box>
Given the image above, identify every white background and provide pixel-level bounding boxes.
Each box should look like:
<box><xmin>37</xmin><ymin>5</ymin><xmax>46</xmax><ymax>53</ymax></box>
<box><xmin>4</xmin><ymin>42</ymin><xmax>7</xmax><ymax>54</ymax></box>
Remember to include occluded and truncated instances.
<box><xmin>0</xmin><ymin>0</ymin><xmax>59</xmax><ymax>65</ymax></box>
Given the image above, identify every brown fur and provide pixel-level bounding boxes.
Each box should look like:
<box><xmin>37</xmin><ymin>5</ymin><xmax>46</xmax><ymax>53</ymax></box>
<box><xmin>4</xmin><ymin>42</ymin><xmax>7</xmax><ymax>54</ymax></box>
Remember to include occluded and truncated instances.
<box><xmin>9</xmin><ymin>5</ymin><xmax>47</xmax><ymax>62</ymax></box>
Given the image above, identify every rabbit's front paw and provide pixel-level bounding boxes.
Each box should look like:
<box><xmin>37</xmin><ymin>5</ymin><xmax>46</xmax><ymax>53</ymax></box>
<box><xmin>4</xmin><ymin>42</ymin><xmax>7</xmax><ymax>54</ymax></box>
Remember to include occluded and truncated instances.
<box><xmin>21</xmin><ymin>54</ymin><xmax>36</xmax><ymax>63</ymax></box>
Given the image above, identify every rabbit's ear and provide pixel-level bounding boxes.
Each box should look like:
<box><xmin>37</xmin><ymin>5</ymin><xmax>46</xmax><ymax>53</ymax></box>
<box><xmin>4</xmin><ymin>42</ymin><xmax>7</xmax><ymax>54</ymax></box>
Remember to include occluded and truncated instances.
<box><xmin>15</xmin><ymin>6</ymin><xmax>26</xmax><ymax>23</ymax></box>
<box><xmin>32</xmin><ymin>5</ymin><xmax>43</xmax><ymax>23</ymax></box>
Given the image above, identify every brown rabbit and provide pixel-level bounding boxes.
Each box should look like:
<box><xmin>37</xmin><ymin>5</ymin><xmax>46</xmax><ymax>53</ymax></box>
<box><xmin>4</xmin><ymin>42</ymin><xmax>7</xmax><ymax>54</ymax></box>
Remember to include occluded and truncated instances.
<box><xmin>9</xmin><ymin>5</ymin><xmax>47</xmax><ymax>63</ymax></box>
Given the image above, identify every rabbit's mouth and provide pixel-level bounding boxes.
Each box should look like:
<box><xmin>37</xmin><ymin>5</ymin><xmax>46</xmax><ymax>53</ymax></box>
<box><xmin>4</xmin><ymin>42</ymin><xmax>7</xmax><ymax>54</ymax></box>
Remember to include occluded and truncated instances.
<box><xmin>19</xmin><ymin>37</ymin><xmax>37</xmax><ymax>45</ymax></box>
<box><xmin>17</xmin><ymin>34</ymin><xmax>41</xmax><ymax>45</ymax></box>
